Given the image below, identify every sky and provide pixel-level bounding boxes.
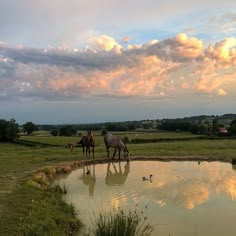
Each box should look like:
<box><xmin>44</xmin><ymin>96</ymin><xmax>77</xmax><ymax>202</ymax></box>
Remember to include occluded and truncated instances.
<box><xmin>0</xmin><ymin>0</ymin><xmax>236</xmax><ymax>124</ymax></box>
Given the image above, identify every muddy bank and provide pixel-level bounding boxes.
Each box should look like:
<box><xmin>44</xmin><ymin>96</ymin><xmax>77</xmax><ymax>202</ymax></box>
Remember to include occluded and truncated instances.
<box><xmin>131</xmin><ymin>155</ymin><xmax>233</xmax><ymax>162</ymax></box>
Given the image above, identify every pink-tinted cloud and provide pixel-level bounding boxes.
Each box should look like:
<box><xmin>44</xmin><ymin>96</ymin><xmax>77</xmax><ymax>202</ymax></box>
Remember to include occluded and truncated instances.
<box><xmin>170</xmin><ymin>33</ymin><xmax>203</xmax><ymax>59</ymax></box>
<box><xmin>205</xmin><ymin>37</ymin><xmax>236</xmax><ymax>64</ymax></box>
<box><xmin>182</xmin><ymin>82</ymin><xmax>190</xmax><ymax>89</ymax></box>
<box><xmin>1</xmin><ymin>33</ymin><xmax>236</xmax><ymax>101</ymax></box>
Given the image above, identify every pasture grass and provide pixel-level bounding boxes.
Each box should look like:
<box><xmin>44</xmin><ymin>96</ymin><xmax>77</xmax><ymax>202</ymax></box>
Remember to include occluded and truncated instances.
<box><xmin>0</xmin><ymin>182</ymin><xmax>83</xmax><ymax>236</ymax></box>
<box><xmin>19</xmin><ymin>131</ymin><xmax>205</xmax><ymax>146</ymax></box>
<box><xmin>1</xmin><ymin>131</ymin><xmax>236</xmax><ymax>235</ymax></box>
<box><xmin>128</xmin><ymin>139</ymin><xmax>236</xmax><ymax>158</ymax></box>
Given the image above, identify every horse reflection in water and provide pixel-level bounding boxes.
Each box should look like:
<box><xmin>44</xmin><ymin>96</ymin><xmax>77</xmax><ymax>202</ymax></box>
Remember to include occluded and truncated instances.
<box><xmin>79</xmin><ymin>164</ymin><xmax>96</xmax><ymax>196</ymax></box>
<box><xmin>232</xmin><ymin>159</ymin><xmax>236</xmax><ymax>171</ymax></box>
<box><xmin>105</xmin><ymin>161</ymin><xmax>130</xmax><ymax>186</ymax></box>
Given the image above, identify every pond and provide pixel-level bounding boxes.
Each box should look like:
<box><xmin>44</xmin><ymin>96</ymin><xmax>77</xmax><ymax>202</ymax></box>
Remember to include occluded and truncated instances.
<box><xmin>58</xmin><ymin>160</ymin><xmax>236</xmax><ymax>236</ymax></box>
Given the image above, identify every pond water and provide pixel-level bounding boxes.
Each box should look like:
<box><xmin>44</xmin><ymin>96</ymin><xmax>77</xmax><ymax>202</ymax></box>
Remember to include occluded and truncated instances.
<box><xmin>58</xmin><ymin>161</ymin><xmax>236</xmax><ymax>236</ymax></box>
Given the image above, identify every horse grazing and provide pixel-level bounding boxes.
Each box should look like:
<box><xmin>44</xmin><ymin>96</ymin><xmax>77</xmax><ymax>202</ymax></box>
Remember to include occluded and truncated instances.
<box><xmin>104</xmin><ymin>133</ymin><xmax>129</xmax><ymax>160</ymax></box>
<box><xmin>78</xmin><ymin>131</ymin><xmax>95</xmax><ymax>158</ymax></box>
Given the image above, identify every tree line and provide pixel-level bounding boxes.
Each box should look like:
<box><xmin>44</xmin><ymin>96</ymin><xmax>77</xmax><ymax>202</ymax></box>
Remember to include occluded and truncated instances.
<box><xmin>1</xmin><ymin>114</ymin><xmax>236</xmax><ymax>142</ymax></box>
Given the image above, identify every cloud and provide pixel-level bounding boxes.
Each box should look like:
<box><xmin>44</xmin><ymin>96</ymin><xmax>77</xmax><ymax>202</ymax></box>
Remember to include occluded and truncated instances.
<box><xmin>89</xmin><ymin>35</ymin><xmax>122</xmax><ymax>54</ymax></box>
<box><xmin>120</xmin><ymin>36</ymin><xmax>131</xmax><ymax>44</ymax></box>
<box><xmin>182</xmin><ymin>82</ymin><xmax>190</xmax><ymax>89</ymax></box>
<box><xmin>173</xmin><ymin>33</ymin><xmax>203</xmax><ymax>59</ymax></box>
<box><xmin>217</xmin><ymin>88</ymin><xmax>227</xmax><ymax>96</ymax></box>
<box><xmin>0</xmin><ymin>33</ymin><xmax>236</xmax><ymax>101</ymax></box>
<box><xmin>210</xmin><ymin>13</ymin><xmax>236</xmax><ymax>34</ymax></box>
<box><xmin>205</xmin><ymin>37</ymin><xmax>236</xmax><ymax>63</ymax></box>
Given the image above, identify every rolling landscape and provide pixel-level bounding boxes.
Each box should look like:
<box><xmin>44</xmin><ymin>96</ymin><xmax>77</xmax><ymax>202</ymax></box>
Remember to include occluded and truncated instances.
<box><xmin>1</xmin><ymin>0</ymin><xmax>236</xmax><ymax>235</ymax></box>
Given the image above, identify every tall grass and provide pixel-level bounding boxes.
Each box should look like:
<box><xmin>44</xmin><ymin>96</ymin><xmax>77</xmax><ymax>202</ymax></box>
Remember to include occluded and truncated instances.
<box><xmin>0</xmin><ymin>180</ymin><xmax>83</xmax><ymax>235</ymax></box>
<box><xmin>89</xmin><ymin>208</ymin><xmax>154</xmax><ymax>236</ymax></box>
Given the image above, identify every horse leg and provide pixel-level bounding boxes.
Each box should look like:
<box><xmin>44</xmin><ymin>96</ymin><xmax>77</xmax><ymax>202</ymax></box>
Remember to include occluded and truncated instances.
<box><xmin>68</xmin><ymin>144</ymin><xmax>72</xmax><ymax>152</ymax></box>
<box><xmin>106</xmin><ymin>146</ymin><xmax>110</xmax><ymax>158</ymax></box>
<box><xmin>112</xmin><ymin>148</ymin><xmax>117</xmax><ymax>159</ymax></box>
<box><xmin>82</xmin><ymin>145</ymin><xmax>85</xmax><ymax>156</ymax></box>
<box><xmin>86</xmin><ymin>146</ymin><xmax>89</xmax><ymax>158</ymax></box>
<box><xmin>88</xmin><ymin>147</ymin><xmax>91</xmax><ymax>158</ymax></box>
<box><xmin>92</xmin><ymin>145</ymin><xmax>95</xmax><ymax>159</ymax></box>
<box><xmin>118</xmin><ymin>148</ymin><xmax>121</xmax><ymax>160</ymax></box>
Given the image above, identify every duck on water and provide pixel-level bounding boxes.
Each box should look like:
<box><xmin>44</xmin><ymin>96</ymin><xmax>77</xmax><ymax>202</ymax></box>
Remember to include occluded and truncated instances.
<box><xmin>142</xmin><ymin>174</ymin><xmax>153</xmax><ymax>181</ymax></box>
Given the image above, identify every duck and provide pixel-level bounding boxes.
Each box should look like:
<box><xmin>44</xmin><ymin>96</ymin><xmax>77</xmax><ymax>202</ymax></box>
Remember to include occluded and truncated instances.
<box><xmin>142</xmin><ymin>174</ymin><xmax>153</xmax><ymax>181</ymax></box>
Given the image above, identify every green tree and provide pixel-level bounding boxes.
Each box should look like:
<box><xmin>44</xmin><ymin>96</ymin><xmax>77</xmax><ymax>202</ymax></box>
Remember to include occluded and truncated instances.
<box><xmin>0</xmin><ymin>118</ymin><xmax>19</xmax><ymax>142</ymax></box>
<box><xmin>23</xmin><ymin>122</ymin><xmax>38</xmax><ymax>135</ymax></box>
<box><xmin>50</xmin><ymin>129</ymin><xmax>59</xmax><ymax>136</ymax></box>
<box><xmin>189</xmin><ymin>123</ymin><xmax>200</xmax><ymax>134</ymax></box>
<box><xmin>212</xmin><ymin>118</ymin><xmax>219</xmax><ymax>133</ymax></box>
<box><xmin>229</xmin><ymin>119</ymin><xmax>236</xmax><ymax>135</ymax></box>
<box><xmin>59</xmin><ymin>126</ymin><xmax>76</xmax><ymax>136</ymax></box>
<box><xmin>101</xmin><ymin>129</ymin><xmax>107</xmax><ymax>136</ymax></box>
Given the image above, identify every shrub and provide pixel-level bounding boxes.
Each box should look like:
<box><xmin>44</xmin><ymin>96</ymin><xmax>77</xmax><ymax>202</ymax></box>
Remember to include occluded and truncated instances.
<box><xmin>89</xmin><ymin>208</ymin><xmax>154</xmax><ymax>236</ymax></box>
<box><xmin>101</xmin><ymin>129</ymin><xmax>107</xmax><ymax>136</ymax></box>
<box><xmin>0</xmin><ymin>118</ymin><xmax>19</xmax><ymax>142</ymax></box>
<box><xmin>50</xmin><ymin>129</ymin><xmax>59</xmax><ymax>136</ymax></box>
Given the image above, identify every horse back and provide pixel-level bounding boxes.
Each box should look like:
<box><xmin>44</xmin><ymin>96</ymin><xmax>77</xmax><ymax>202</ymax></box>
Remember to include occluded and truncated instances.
<box><xmin>105</xmin><ymin>134</ymin><xmax>125</xmax><ymax>149</ymax></box>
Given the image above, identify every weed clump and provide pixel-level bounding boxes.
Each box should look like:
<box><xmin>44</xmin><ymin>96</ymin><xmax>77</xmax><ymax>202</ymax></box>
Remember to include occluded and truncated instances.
<box><xmin>89</xmin><ymin>208</ymin><xmax>154</xmax><ymax>236</ymax></box>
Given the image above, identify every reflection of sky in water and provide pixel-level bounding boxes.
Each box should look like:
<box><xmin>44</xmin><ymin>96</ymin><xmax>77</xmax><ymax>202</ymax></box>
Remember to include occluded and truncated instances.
<box><xmin>58</xmin><ymin>161</ymin><xmax>236</xmax><ymax>236</ymax></box>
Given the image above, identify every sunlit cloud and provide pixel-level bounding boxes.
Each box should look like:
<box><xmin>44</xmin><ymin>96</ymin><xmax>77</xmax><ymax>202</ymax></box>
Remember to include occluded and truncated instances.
<box><xmin>218</xmin><ymin>88</ymin><xmax>227</xmax><ymax>96</ymax></box>
<box><xmin>89</xmin><ymin>35</ymin><xmax>122</xmax><ymax>53</ymax></box>
<box><xmin>205</xmin><ymin>37</ymin><xmax>236</xmax><ymax>63</ymax></box>
<box><xmin>0</xmin><ymin>33</ymin><xmax>236</xmax><ymax>102</ymax></box>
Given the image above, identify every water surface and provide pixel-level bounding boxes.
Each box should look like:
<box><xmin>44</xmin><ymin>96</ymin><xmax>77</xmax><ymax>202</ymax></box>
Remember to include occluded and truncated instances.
<box><xmin>58</xmin><ymin>161</ymin><xmax>236</xmax><ymax>236</ymax></box>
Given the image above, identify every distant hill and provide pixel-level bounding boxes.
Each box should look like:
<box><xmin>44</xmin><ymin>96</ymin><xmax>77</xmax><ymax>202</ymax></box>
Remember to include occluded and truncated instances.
<box><xmin>35</xmin><ymin>114</ymin><xmax>236</xmax><ymax>133</ymax></box>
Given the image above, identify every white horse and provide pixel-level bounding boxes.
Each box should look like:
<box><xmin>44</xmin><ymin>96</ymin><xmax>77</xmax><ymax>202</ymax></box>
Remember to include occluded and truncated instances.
<box><xmin>104</xmin><ymin>133</ymin><xmax>129</xmax><ymax>160</ymax></box>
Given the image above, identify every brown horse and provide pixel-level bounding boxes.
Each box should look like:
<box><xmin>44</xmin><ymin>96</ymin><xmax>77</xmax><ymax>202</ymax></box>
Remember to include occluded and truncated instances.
<box><xmin>79</xmin><ymin>131</ymin><xmax>95</xmax><ymax>158</ymax></box>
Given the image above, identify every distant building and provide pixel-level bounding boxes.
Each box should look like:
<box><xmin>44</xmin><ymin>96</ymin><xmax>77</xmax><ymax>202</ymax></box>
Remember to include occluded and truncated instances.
<box><xmin>218</xmin><ymin>127</ymin><xmax>228</xmax><ymax>136</ymax></box>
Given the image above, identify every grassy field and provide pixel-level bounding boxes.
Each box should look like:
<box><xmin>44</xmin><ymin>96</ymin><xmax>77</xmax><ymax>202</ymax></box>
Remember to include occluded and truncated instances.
<box><xmin>19</xmin><ymin>130</ymin><xmax>206</xmax><ymax>146</ymax></box>
<box><xmin>1</xmin><ymin>131</ymin><xmax>236</xmax><ymax>235</ymax></box>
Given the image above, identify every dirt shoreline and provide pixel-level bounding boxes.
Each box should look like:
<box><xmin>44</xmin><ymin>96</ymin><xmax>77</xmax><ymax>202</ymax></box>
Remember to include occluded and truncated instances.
<box><xmin>130</xmin><ymin>155</ymin><xmax>233</xmax><ymax>162</ymax></box>
<box><xmin>55</xmin><ymin>155</ymin><xmax>235</xmax><ymax>171</ymax></box>
<box><xmin>72</xmin><ymin>155</ymin><xmax>234</xmax><ymax>165</ymax></box>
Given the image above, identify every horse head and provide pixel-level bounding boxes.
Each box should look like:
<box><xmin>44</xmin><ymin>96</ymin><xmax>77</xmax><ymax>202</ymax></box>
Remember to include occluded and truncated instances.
<box><xmin>123</xmin><ymin>145</ymin><xmax>130</xmax><ymax>160</ymax></box>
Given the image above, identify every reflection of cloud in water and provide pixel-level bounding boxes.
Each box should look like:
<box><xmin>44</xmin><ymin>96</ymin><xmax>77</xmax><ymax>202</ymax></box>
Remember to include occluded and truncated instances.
<box><xmin>59</xmin><ymin>161</ymin><xmax>236</xmax><ymax>236</ymax></box>
<box><xmin>62</xmin><ymin>161</ymin><xmax>236</xmax><ymax>212</ymax></box>
<box><xmin>152</xmin><ymin>183</ymin><xmax>209</xmax><ymax>209</ymax></box>
<box><xmin>131</xmin><ymin>161</ymin><xmax>236</xmax><ymax>209</ymax></box>
<box><xmin>215</xmin><ymin>177</ymin><xmax>236</xmax><ymax>201</ymax></box>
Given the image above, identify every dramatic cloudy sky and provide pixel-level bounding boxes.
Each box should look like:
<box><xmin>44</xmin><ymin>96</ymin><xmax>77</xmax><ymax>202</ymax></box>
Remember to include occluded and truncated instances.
<box><xmin>0</xmin><ymin>0</ymin><xmax>236</xmax><ymax>124</ymax></box>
